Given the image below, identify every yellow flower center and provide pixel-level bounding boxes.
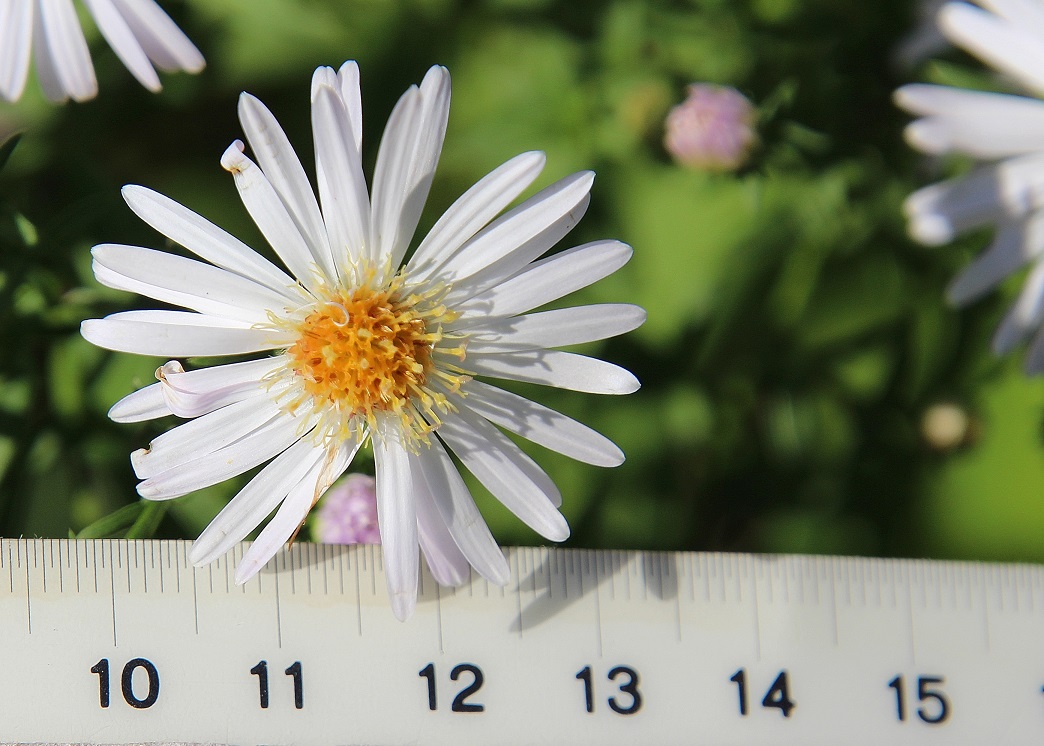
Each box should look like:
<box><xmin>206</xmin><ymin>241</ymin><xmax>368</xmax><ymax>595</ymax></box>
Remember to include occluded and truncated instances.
<box><xmin>276</xmin><ymin>270</ymin><xmax>467</xmax><ymax>446</ymax></box>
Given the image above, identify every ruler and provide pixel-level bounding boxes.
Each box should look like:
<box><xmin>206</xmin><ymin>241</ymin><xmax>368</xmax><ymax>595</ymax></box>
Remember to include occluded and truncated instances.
<box><xmin>0</xmin><ymin>539</ymin><xmax>1041</xmax><ymax>745</ymax></box>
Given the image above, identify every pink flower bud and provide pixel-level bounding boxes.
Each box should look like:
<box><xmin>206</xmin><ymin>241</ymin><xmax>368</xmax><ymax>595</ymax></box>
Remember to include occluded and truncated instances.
<box><xmin>314</xmin><ymin>474</ymin><xmax>381</xmax><ymax>545</ymax></box>
<box><xmin>664</xmin><ymin>84</ymin><xmax>757</xmax><ymax>171</ymax></box>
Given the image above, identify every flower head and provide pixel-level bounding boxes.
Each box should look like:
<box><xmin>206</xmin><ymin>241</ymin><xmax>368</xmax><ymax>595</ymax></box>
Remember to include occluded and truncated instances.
<box><xmin>0</xmin><ymin>0</ymin><xmax>204</xmax><ymax>103</ymax></box>
<box><xmin>663</xmin><ymin>84</ymin><xmax>757</xmax><ymax>172</ymax></box>
<box><xmin>896</xmin><ymin>0</ymin><xmax>1044</xmax><ymax>370</ymax></box>
<box><xmin>81</xmin><ymin>62</ymin><xmax>643</xmax><ymax>620</ymax></box>
<box><xmin>314</xmin><ymin>474</ymin><xmax>380</xmax><ymax>545</ymax></box>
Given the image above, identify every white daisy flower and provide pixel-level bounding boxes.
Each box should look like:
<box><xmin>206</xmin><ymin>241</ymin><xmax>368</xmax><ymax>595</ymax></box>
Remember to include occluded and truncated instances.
<box><xmin>0</xmin><ymin>0</ymin><xmax>204</xmax><ymax>103</ymax></box>
<box><xmin>81</xmin><ymin>62</ymin><xmax>643</xmax><ymax>620</ymax></box>
<box><xmin>896</xmin><ymin>0</ymin><xmax>1044</xmax><ymax>371</ymax></box>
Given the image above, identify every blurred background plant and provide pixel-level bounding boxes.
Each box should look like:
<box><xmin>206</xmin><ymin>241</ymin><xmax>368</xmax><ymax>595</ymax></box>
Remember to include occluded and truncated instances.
<box><xmin>0</xmin><ymin>0</ymin><xmax>1039</xmax><ymax>563</ymax></box>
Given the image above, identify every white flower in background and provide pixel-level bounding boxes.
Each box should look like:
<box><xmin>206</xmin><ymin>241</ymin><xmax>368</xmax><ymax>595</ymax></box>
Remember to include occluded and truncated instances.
<box><xmin>81</xmin><ymin>62</ymin><xmax>643</xmax><ymax>620</ymax></box>
<box><xmin>314</xmin><ymin>474</ymin><xmax>381</xmax><ymax>545</ymax></box>
<box><xmin>896</xmin><ymin>0</ymin><xmax>1044</xmax><ymax>371</ymax></box>
<box><xmin>0</xmin><ymin>0</ymin><xmax>204</xmax><ymax>103</ymax></box>
<box><xmin>663</xmin><ymin>84</ymin><xmax>757</xmax><ymax>172</ymax></box>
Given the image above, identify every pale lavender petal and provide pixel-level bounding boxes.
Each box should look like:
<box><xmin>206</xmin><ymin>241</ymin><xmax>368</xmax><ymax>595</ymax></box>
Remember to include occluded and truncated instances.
<box><xmin>415</xmin><ymin>479</ymin><xmax>470</xmax><ymax>587</ymax></box>
<box><xmin>373</xmin><ymin>419</ymin><xmax>419</xmax><ymax>621</ymax></box>
<box><xmin>155</xmin><ymin>357</ymin><xmax>285</xmax><ymax>419</ymax></box>
<box><xmin>414</xmin><ymin>438</ymin><xmax>509</xmax><ymax>585</ymax></box>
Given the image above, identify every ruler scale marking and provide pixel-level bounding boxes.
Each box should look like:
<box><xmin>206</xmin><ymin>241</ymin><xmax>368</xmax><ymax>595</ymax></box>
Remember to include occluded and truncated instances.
<box><xmin>2</xmin><ymin>541</ymin><xmax>1043</xmax><ymax>744</ymax></box>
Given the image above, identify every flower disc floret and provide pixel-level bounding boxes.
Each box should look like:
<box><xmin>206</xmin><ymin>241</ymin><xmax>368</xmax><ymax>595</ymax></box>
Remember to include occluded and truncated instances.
<box><xmin>277</xmin><ymin>269</ymin><xmax>464</xmax><ymax>446</ymax></box>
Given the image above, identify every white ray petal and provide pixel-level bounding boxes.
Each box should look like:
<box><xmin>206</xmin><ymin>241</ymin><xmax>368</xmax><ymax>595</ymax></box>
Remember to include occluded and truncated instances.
<box><xmin>136</xmin><ymin>412</ymin><xmax>307</xmax><ymax>499</ymax></box>
<box><xmin>447</xmin><ymin>199</ymin><xmax>594</xmax><ymax>305</ymax></box>
<box><xmin>898</xmin><ymin>86</ymin><xmax>1044</xmax><ymax>158</ymax></box>
<box><xmin>121</xmin><ymin>185</ymin><xmax>302</xmax><ymax>300</ymax></box>
<box><xmin>234</xmin><ymin>453</ymin><xmax>329</xmax><ymax>584</ymax></box>
<box><xmin>337</xmin><ymin>61</ymin><xmax>362</xmax><ymax>153</ymax></box>
<box><xmin>0</xmin><ymin>0</ymin><xmax>33</xmax><ymax>102</ymax></box>
<box><xmin>81</xmin><ymin>310</ymin><xmax>290</xmax><ymax>357</ymax></box>
<box><xmin>222</xmin><ymin>141</ymin><xmax>324</xmax><ymax>291</ymax></box>
<box><xmin>459</xmin><ymin>304</ymin><xmax>647</xmax><ymax>351</ymax></box>
<box><xmin>433</xmin><ymin>171</ymin><xmax>594</xmax><ymax>287</ymax></box>
<box><xmin>978</xmin><ymin>0</ymin><xmax>1044</xmax><ymax>32</ymax></box>
<box><xmin>239</xmin><ymin>93</ymin><xmax>335</xmax><ymax>281</ymax></box>
<box><xmin>993</xmin><ymin>260</ymin><xmax>1044</xmax><ymax>354</ymax></box>
<box><xmin>460</xmin><ymin>380</ymin><xmax>624</xmax><ymax>468</ymax></box>
<box><xmin>92</xmin><ymin>244</ymin><xmax>289</xmax><ymax>324</ymax></box>
<box><xmin>31</xmin><ymin>6</ymin><xmax>66</xmax><ymax>101</ymax></box>
<box><xmin>436</xmin><ymin>406</ymin><xmax>569</xmax><ymax>536</ymax></box>
<box><xmin>467</xmin><ymin>349</ymin><xmax>641</xmax><ymax>395</ymax></box>
<box><xmin>37</xmin><ymin>0</ymin><xmax>96</xmax><ymax>102</ymax></box>
<box><xmin>108</xmin><ymin>382</ymin><xmax>169</xmax><ymax>422</ymax></box>
<box><xmin>415</xmin><ymin>482</ymin><xmax>470</xmax><ymax>587</ymax></box>
<box><xmin>903</xmin><ymin>152</ymin><xmax>1044</xmax><ymax>244</ymax></box>
<box><xmin>455</xmin><ymin>240</ymin><xmax>633</xmax><ymax>319</ymax></box>
<box><xmin>414</xmin><ymin>438</ymin><xmax>510</xmax><ymax>584</ymax></box>
<box><xmin>131</xmin><ymin>394</ymin><xmax>280</xmax><ymax>479</ymax></box>
<box><xmin>108</xmin><ymin>0</ymin><xmax>204</xmax><ymax>73</ymax></box>
<box><xmin>373</xmin><ymin>419</ymin><xmax>420</xmax><ymax>621</ymax></box>
<box><xmin>311</xmin><ymin>84</ymin><xmax>371</xmax><ymax>274</ymax></box>
<box><xmin>409</xmin><ymin>151</ymin><xmax>546</xmax><ymax>276</ymax></box>
<box><xmin>190</xmin><ymin>437</ymin><xmax>328</xmax><ymax>566</ymax></box>
<box><xmin>235</xmin><ymin>436</ymin><xmax>361</xmax><ymax>584</ymax></box>
<box><xmin>940</xmin><ymin>1</ymin><xmax>1044</xmax><ymax>96</ymax></box>
<box><xmin>154</xmin><ymin>357</ymin><xmax>284</xmax><ymax>418</ymax></box>
<box><xmin>947</xmin><ymin>218</ymin><xmax>1044</xmax><ymax>305</ymax></box>
<box><xmin>371</xmin><ymin>66</ymin><xmax>451</xmax><ymax>269</ymax></box>
<box><xmin>82</xmin><ymin>0</ymin><xmax>160</xmax><ymax>91</ymax></box>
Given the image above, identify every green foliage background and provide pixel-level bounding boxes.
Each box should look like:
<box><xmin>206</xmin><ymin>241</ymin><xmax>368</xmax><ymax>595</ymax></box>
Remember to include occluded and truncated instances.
<box><xmin>0</xmin><ymin>0</ymin><xmax>1040</xmax><ymax>563</ymax></box>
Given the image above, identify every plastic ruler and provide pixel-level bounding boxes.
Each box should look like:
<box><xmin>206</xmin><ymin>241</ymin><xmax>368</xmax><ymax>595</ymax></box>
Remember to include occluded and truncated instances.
<box><xmin>0</xmin><ymin>539</ymin><xmax>1042</xmax><ymax>744</ymax></box>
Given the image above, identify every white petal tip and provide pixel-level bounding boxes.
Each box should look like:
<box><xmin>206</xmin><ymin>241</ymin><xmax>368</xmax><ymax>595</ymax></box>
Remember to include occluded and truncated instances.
<box><xmin>544</xmin><ymin>514</ymin><xmax>571</xmax><ymax>543</ymax></box>
<box><xmin>612</xmin><ymin>371</ymin><xmax>642</xmax><ymax>395</ymax></box>
<box><xmin>907</xmin><ymin>215</ymin><xmax>956</xmax><ymax>246</ymax></box>
<box><xmin>486</xmin><ymin>554</ymin><xmax>511</xmax><ymax>586</ymax></box>
<box><xmin>220</xmin><ymin>140</ymin><xmax>248</xmax><ymax>172</ymax></box>
<box><xmin>135</xmin><ymin>481</ymin><xmax>159</xmax><ymax>499</ymax></box>
<box><xmin>79</xmin><ymin>319</ymin><xmax>104</xmax><ymax>345</ymax></box>
<box><xmin>234</xmin><ymin>562</ymin><xmax>262</xmax><ymax>586</ymax></box>
<box><xmin>390</xmin><ymin>592</ymin><xmax>416</xmax><ymax>622</ymax></box>
<box><xmin>904</xmin><ymin>120</ymin><xmax>949</xmax><ymax>155</ymax></box>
